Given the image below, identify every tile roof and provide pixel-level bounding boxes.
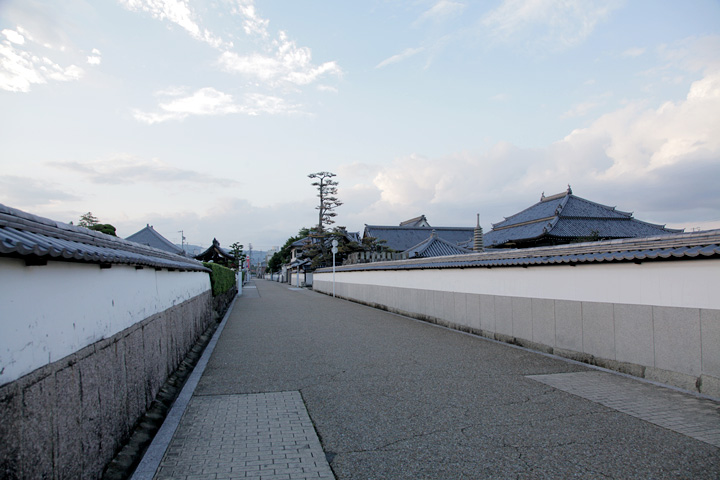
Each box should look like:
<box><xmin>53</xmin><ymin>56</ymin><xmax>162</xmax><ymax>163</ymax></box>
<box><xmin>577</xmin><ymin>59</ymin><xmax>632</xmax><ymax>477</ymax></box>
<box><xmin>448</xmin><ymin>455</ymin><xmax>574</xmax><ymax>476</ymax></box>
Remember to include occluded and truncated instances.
<box><xmin>399</xmin><ymin>215</ymin><xmax>429</xmax><ymax>227</ymax></box>
<box><xmin>484</xmin><ymin>188</ymin><xmax>681</xmax><ymax>247</ymax></box>
<box><xmin>0</xmin><ymin>203</ymin><xmax>208</xmax><ymax>272</ymax></box>
<box><xmin>319</xmin><ymin>229</ymin><xmax>720</xmax><ymax>273</ymax></box>
<box><xmin>125</xmin><ymin>224</ymin><xmax>185</xmax><ymax>255</ymax></box>
<box><xmin>364</xmin><ymin>225</ymin><xmax>474</xmax><ymax>252</ymax></box>
<box><xmin>405</xmin><ymin>231</ymin><xmax>473</xmax><ymax>258</ymax></box>
<box><xmin>194</xmin><ymin>238</ymin><xmax>234</xmax><ymax>262</ymax></box>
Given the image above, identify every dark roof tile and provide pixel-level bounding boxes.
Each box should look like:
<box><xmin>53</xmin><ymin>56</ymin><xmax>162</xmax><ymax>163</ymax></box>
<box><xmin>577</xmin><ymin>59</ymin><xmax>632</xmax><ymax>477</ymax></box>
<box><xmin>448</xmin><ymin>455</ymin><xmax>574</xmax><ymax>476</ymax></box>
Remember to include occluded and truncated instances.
<box><xmin>0</xmin><ymin>204</ymin><xmax>208</xmax><ymax>272</ymax></box>
<box><xmin>319</xmin><ymin>230</ymin><xmax>720</xmax><ymax>272</ymax></box>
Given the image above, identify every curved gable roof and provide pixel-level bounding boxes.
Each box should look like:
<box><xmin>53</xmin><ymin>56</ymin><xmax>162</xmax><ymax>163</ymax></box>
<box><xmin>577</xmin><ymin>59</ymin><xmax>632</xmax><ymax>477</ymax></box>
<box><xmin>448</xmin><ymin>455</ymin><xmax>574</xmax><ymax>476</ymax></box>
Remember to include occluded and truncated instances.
<box><xmin>485</xmin><ymin>189</ymin><xmax>682</xmax><ymax>247</ymax></box>
<box><xmin>126</xmin><ymin>224</ymin><xmax>184</xmax><ymax>255</ymax></box>
<box><xmin>364</xmin><ymin>225</ymin><xmax>473</xmax><ymax>252</ymax></box>
<box><xmin>405</xmin><ymin>232</ymin><xmax>473</xmax><ymax>258</ymax></box>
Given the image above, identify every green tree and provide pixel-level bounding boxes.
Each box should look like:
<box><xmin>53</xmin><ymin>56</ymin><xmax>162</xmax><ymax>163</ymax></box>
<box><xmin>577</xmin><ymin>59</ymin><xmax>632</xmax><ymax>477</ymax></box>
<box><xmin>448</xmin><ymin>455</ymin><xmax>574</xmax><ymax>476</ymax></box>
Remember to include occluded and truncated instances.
<box><xmin>267</xmin><ymin>228</ymin><xmax>310</xmax><ymax>273</ymax></box>
<box><xmin>301</xmin><ymin>226</ymin><xmax>383</xmax><ymax>268</ymax></box>
<box><xmin>78</xmin><ymin>212</ymin><xmax>116</xmax><ymax>236</ymax></box>
<box><xmin>229</xmin><ymin>242</ymin><xmax>245</xmax><ymax>272</ymax></box>
<box><xmin>89</xmin><ymin>224</ymin><xmax>117</xmax><ymax>236</ymax></box>
<box><xmin>78</xmin><ymin>212</ymin><xmax>99</xmax><ymax>227</ymax></box>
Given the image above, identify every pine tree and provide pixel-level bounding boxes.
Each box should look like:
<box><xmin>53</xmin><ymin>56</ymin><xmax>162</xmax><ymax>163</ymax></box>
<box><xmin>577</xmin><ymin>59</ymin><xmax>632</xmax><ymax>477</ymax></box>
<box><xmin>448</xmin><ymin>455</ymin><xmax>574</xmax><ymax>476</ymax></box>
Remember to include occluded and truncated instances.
<box><xmin>308</xmin><ymin>172</ymin><xmax>342</xmax><ymax>233</ymax></box>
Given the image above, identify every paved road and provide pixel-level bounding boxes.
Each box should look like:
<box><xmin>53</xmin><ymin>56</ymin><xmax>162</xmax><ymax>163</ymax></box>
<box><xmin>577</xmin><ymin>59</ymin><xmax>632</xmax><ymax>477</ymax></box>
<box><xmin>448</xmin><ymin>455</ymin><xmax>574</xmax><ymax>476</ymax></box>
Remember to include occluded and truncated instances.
<box><xmin>158</xmin><ymin>279</ymin><xmax>720</xmax><ymax>479</ymax></box>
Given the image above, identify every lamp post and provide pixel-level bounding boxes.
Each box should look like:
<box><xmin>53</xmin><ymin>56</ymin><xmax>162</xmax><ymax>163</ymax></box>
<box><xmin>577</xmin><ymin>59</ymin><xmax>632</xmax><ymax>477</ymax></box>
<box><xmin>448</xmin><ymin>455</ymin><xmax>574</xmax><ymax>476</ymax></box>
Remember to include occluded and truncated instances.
<box><xmin>331</xmin><ymin>239</ymin><xmax>338</xmax><ymax>297</ymax></box>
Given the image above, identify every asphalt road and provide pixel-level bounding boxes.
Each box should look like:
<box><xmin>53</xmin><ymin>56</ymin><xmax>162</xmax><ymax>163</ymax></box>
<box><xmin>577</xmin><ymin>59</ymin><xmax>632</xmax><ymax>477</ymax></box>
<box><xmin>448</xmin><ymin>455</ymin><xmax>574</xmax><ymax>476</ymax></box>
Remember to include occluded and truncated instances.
<box><xmin>196</xmin><ymin>280</ymin><xmax>720</xmax><ymax>479</ymax></box>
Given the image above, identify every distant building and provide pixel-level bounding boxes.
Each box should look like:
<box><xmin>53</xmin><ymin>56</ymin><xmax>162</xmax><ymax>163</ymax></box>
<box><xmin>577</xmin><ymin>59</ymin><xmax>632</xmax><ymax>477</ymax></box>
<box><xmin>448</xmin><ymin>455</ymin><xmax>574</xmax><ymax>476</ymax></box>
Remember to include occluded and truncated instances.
<box><xmin>126</xmin><ymin>224</ymin><xmax>185</xmax><ymax>255</ymax></box>
<box><xmin>194</xmin><ymin>238</ymin><xmax>236</xmax><ymax>268</ymax></box>
<box><xmin>484</xmin><ymin>187</ymin><xmax>683</xmax><ymax>249</ymax></box>
<box><xmin>399</xmin><ymin>215</ymin><xmax>430</xmax><ymax>227</ymax></box>
<box><xmin>404</xmin><ymin>230</ymin><xmax>473</xmax><ymax>258</ymax></box>
<box><xmin>364</xmin><ymin>216</ymin><xmax>474</xmax><ymax>254</ymax></box>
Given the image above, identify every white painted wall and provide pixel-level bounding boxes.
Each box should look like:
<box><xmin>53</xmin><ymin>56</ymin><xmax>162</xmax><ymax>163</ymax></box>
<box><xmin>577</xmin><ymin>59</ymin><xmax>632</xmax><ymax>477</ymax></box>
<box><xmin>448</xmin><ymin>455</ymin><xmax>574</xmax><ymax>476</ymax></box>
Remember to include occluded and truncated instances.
<box><xmin>0</xmin><ymin>257</ymin><xmax>211</xmax><ymax>386</ymax></box>
<box><xmin>321</xmin><ymin>259</ymin><xmax>720</xmax><ymax>310</ymax></box>
<box><xmin>315</xmin><ymin>257</ymin><xmax>720</xmax><ymax>396</ymax></box>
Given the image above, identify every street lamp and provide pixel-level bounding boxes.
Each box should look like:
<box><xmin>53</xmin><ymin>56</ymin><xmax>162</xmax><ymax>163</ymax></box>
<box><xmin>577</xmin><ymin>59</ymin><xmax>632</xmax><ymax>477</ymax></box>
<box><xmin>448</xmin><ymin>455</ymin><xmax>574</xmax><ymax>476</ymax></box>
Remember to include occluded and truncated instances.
<box><xmin>331</xmin><ymin>239</ymin><xmax>338</xmax><ymax>297</ymax></box>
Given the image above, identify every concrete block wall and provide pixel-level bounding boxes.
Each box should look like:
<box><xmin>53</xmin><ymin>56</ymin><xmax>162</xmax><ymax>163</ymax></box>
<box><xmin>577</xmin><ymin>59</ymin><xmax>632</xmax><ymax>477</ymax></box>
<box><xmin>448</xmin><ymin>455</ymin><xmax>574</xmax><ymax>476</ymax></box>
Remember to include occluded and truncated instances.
<box><xmin>314</xmin><ymin>262</ymin><xmax>720</xmax><ymax>398</ymax></box>
<box><xmin>0</xmin><ymin>291</ymin><xmax>212</xmax><ymax>479</ymax></box>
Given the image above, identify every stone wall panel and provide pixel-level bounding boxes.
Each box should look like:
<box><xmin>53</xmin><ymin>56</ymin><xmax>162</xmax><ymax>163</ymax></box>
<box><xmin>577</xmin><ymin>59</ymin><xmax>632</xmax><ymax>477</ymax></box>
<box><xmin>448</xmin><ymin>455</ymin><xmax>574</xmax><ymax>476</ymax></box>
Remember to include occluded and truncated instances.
<box><xmin>53</xmin><ymin>364</ymin><xmax>83</xmax><ymax>480</ymax></box>
<box><xmin>0</xmin><ymin>290</ymin><xmax>212</xmax><ymax>480</ymax></box>
<box><xmin>21</xmin><ymin>374</ymin><xmax>55</xmax><ymax>479</ymax></box>
<box><xmin>0</xmin><ymin>382</ymin><xmax>21</xmax><ymax>478</ymax></box>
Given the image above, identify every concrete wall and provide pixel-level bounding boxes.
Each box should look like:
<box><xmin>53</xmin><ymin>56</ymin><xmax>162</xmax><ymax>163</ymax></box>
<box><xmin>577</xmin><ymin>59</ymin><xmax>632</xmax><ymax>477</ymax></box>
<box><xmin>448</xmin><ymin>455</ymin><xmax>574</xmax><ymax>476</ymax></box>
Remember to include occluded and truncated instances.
<box><xmin>314</xmin><ymin>259</ymin><xmax>720</xmax><ymax>398</ymax></box>
<box><xmin>0</xmin><ymin>258</ymin><xmax>213</xmax><ymax>479</ymax></box>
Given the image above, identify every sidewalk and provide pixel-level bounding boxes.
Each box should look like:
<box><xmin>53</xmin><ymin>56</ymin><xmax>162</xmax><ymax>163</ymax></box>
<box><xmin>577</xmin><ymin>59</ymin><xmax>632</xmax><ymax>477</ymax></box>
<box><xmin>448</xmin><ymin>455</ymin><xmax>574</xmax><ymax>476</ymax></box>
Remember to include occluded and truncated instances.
<box><xmin>135</xmin><ymin>280</ymin><xmax>720</xmax><ymax>479</ymax></box>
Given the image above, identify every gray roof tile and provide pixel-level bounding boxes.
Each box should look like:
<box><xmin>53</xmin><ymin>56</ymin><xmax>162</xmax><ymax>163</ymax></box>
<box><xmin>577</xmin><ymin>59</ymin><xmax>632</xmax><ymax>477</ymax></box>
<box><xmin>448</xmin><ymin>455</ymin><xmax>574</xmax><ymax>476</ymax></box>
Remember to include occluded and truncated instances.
<box><xmin>125</xmin><ymin>225</ymin><xmax>185</xmax><ymax>255</ymax></box>
<box><xmin>0</xmin><ymin>204</ymin><xmax>208</xmax><ymax>272</ymax></box>
<box><xmin>364</xmin><ymin>225</ymin><xmax>473</xmax><ymax>252</ymax></box>
<box><xmin>485</xmin><ymin>191</ymin><xmax>681</xmax><ymax>247</ymax></box>
<box><xmin>405</xmin><ymin>232</ymin><xmax>473</xmax><ymax>258</ymax></box>
<box><xmin>319</xmin><ymin>230</ymin><xmax>720</xmax><ymax>272</ymax></box>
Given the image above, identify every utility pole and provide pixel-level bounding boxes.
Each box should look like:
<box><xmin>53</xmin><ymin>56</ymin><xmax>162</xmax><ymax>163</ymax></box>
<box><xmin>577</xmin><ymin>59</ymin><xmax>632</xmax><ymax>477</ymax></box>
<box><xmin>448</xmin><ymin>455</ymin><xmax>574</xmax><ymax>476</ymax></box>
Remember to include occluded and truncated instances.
<box><xmin>178</xmin><ymin>230</ymin><xmax>186</xmax><ymax>253</ymax></box>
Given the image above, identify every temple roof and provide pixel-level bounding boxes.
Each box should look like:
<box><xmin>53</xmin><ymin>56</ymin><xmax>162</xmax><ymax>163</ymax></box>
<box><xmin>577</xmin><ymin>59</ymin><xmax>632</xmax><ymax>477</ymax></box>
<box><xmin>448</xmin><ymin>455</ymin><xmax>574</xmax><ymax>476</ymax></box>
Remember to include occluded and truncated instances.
<box><xmin>125</xmin><ymin>224</ymin><xmax>184</xmax><ymax>255</ymax></box>
<box><xmin>194</xmin><ymin>238</ymin><xmax>234</xmax><ymax>262</ymax></box>
<box><xmin>404</xmin><ymin>231</ymin><xmax>473</xmax><ymax>258</ymax></box>
<box><xmin>363</xmin><ymin>225</ymin><xmax>474</xmax><ymax>252</ymax></box>
<box><xmin>484</xmin><ymin>187</ymin><xmax>682</xmax><ymax>248</ymax></box>
<box><xmin>320</xmin><ymin>229</ymin><xmax>720</xmax><ymax>273</ymax></box>
<box><xmin>399</xmin><ymin>215</ymin><xmax>430</xmax><ymax>227</ymax></box>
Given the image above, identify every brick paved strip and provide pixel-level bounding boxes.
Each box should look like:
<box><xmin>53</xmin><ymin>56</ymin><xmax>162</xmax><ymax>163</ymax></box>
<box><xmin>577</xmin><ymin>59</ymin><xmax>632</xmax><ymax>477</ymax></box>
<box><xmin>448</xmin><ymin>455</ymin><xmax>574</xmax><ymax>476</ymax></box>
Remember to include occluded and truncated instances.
<box><xmin>527</xmin><ymin>371</ymin><xmax>720</xmax><ymax>447</ymax></box>
<box><xmin>153</xmin><ymin>391</ymin><xmax>334</xmax><ymax>480</ymax></box>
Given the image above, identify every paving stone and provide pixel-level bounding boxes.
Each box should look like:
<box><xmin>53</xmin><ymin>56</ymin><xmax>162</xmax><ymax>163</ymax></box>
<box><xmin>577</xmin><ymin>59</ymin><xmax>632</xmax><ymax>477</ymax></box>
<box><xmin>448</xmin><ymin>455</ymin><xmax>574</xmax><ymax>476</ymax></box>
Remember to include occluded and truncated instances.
<box><xmin>528</xmin><ymin>371</ymin><xmax>720</xmax><ymax>447</ymax></box>
<box><xmin>152</xmin><ymin>392</ymin><xmax>334</xmax><ymax>480</ymax></box>
<box><xmin>135</xmin><ymin>280</ymin><xmax>719</xmax><ymax>480</ymax></box>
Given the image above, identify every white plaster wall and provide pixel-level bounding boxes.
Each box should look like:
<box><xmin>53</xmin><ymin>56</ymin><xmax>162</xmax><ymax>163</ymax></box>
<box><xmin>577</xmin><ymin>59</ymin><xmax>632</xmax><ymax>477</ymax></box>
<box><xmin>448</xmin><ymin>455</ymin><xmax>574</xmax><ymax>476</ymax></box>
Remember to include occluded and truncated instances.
<box><xmin>319</xmin><ymin>259</ymin><xmax>720</xmax><ymax>310</ymax></box>
<box><xmin>0</xmin><ymin>257</ymin><xmax>211</xmax><ymax>385</ymax></box>
<box><xmin>314</xmin><ymin>258</ymin><xmax>720</xmax><ymax>395</ymax></box>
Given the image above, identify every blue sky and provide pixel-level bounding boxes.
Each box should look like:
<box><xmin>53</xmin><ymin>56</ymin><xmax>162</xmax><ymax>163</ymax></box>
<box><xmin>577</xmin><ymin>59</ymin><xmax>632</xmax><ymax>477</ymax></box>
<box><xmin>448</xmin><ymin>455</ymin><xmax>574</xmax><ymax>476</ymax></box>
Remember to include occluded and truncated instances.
<box><xmin>1</xmin><ymin>0</ymin><xmax>719</xmax><ymax>251</ymax></box>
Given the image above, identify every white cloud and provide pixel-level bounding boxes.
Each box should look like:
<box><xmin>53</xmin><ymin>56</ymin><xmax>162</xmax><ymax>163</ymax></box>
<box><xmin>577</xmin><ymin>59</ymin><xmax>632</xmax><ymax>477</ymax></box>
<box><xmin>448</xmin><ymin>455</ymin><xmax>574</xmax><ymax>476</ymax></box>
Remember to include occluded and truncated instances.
<box><xmin>376</xmin><ymin>47</ymin><xmax>425</xmax><ymax>69</ymax></box>
<box><xmin>133</xmin><ymin>87</ymin><xmax>238</xmax><ymax>123</ymax></box>
<box><xmin>133</xmin><ymin>87</ymin><xmax>303</xmax><ymax>123</ymax></box>
<box><xmin>416</xmin><ymin>1</ymin><xmax>467</xmax><ymax>25</ymax></box>
<box><xmin>233</xmin><ymin>2</ymin><xmax>270</xmax><ymax>38</ymax></box>
<box><xmin>242</xmin><ymin>92</ymin><xmax>302</xmax><ymax>116</ymax></box>
<box><xmin>562</xmin><ymin>92</ymin><xmax>612</xmax><ymax>118</ymax></box>
<box><xmin>119</xmin><ymin>0</ymin><xmax>227</xmax><ymax>48</ymax></box>
<box><xmin>49</xmin><ymin>156</ymin><xmax>240</xmax><ymax>187</ymax></box>
<box><xmin>0</xmin><ymin>28</ymin><xmax>85</xmax><ymax>92</ymax></box>
<box><xmin>622</xmin><ymin>46</ymin><xmax>645</xmax><ymax>57</ymax></box>
<box><xmin>482</xmin><ymin>0</ymin><xmax>623</xmax><ymax>51</ymax></box>
<box><xmin>87</xmin><ymin>48</ymin><xmax>101</xmax><ymax>65</ymax></box>
<box><xmin>2</xmin><ymin>29</ymin><xmax>25</xmax><ymax>45</ymax></box>
<box><xmin>0</xmin><ymin>175</ymin><xmax>81</xmax><ymax>208</ymax></box>
<box><xmin>218</xmin><ymin>31</ymin><xmax>341</xmax><ymax>86</ymax></box>
<box><xmin>358</xmin><ymin>68</ymin><xmax>720</xmax><ymax>227</ymax></box>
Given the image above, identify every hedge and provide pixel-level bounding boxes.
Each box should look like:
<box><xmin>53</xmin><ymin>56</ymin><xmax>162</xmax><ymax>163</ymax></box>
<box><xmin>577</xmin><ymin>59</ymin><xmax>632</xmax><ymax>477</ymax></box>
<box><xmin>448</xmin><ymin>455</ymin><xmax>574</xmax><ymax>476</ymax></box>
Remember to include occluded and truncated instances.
<box><xmin>203</xmin><ymin>262</ymin><xmax>236</xmax><ymax>296</ymax></box>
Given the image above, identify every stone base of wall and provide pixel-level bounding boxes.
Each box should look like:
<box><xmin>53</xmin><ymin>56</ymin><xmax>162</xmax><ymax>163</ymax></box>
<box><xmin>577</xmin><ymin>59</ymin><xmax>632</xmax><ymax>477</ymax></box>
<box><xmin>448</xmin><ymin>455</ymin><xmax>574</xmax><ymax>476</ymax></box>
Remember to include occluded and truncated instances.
<box><xmin>314</xmin><ymin>280</ymin><xmax>720</xmax><ymax>400</ymax></box>
<box><xmin>0</xmin><ymin>290</ymin><xmax>212</xmax><ymax>480</ymax></box>
<box><xmin>212</xmin><ymin>286</ymin><xmax>238</xmax><ymax>321</ymax></box>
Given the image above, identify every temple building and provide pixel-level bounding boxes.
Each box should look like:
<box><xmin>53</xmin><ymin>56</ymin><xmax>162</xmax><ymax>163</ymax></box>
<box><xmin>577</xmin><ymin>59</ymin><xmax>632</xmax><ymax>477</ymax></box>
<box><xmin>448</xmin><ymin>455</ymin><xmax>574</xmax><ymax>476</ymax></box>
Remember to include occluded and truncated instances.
<box><xmin>484</xmin><ymin>187</ymin><xmax>682</xmax><ymax>249</ymax></box>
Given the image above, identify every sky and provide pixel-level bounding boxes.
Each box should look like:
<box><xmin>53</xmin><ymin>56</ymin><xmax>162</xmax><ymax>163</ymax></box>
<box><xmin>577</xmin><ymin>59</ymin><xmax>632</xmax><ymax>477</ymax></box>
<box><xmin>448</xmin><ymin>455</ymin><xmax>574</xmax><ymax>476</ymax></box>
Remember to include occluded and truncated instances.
<box><xmin>1</xmin><ymin>0</ymin><xmax>719</xmax><ymax>252</ymax></box>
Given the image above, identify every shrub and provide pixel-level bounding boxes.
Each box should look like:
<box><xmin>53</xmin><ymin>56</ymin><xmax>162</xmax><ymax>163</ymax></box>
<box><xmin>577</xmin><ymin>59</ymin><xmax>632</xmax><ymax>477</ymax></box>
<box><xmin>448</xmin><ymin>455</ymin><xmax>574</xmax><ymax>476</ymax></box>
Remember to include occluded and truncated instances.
<box><xmin>203</xmin><ymin>262</ymin><xmax>236</xmax><ymax>296</ymax></box>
